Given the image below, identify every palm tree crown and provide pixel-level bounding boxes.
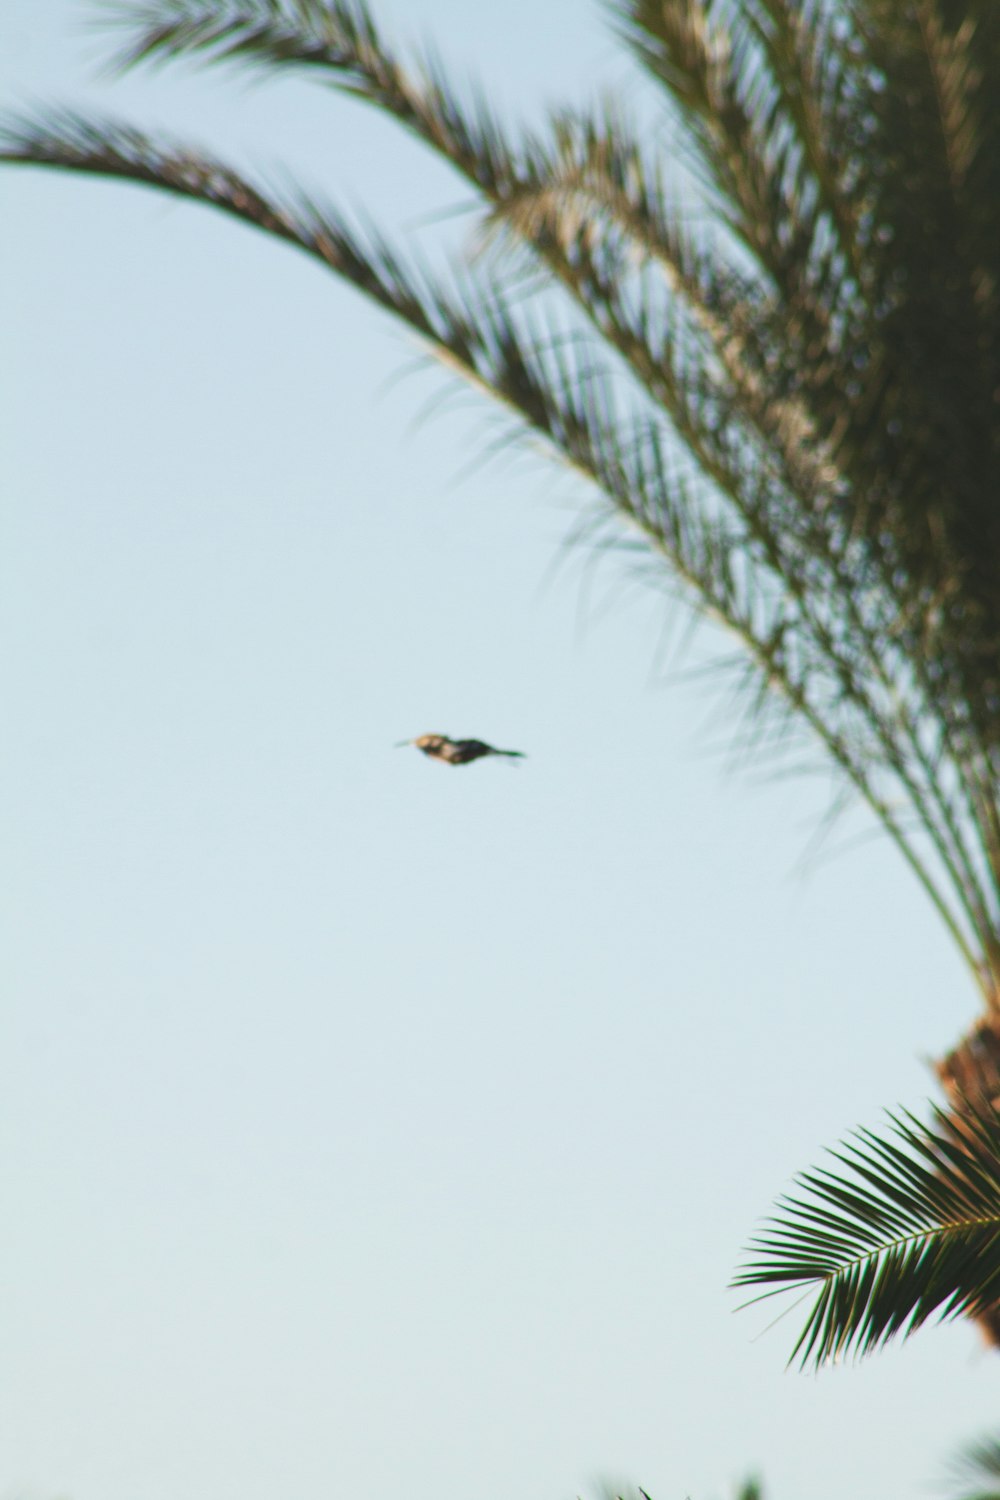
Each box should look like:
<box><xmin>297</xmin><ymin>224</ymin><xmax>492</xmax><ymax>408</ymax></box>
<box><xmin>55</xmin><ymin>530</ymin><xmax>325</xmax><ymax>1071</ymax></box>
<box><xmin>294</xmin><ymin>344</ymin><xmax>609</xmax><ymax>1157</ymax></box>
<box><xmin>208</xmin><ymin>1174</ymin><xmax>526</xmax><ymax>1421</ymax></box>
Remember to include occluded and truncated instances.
<box><xmin>5</xmin><ymin>0</ymin><xmax>1000</xmax><ymax>999</ymax></box>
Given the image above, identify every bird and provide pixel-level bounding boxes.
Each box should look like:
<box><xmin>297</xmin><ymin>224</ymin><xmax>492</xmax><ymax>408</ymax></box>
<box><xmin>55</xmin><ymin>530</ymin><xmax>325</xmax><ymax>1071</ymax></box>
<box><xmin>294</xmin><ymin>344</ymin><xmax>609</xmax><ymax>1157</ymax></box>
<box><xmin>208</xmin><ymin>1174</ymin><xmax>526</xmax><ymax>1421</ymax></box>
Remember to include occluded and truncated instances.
<box><xmin>395</xmin><ymin>734</ymin><xmax>526</xmax><ymax>766</ymax></box>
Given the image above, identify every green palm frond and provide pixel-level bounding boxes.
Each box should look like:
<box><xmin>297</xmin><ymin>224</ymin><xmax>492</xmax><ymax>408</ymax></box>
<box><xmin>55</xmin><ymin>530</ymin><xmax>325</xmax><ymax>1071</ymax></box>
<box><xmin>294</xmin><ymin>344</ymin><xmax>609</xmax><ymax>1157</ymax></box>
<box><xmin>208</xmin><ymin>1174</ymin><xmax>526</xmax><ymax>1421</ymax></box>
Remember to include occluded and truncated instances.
<box><xmin>588</xmin><ymin>1486</ymin><xmax>760</xmax><ymax>1500</ymax></box>
<box><xmin>945</xmin><ymin>1433</ymin><xmax>1000</xmax><ymax>1500</ymax></box>
<box><xmin>4</xmin><ymin>0</ymin><xmax>1000</xmax><ymax>998</ymax></box>
<box><xmin>734</xmin><ymin>1103</ymin><xmax>1000</xmax><ymax>1370</ymax></box>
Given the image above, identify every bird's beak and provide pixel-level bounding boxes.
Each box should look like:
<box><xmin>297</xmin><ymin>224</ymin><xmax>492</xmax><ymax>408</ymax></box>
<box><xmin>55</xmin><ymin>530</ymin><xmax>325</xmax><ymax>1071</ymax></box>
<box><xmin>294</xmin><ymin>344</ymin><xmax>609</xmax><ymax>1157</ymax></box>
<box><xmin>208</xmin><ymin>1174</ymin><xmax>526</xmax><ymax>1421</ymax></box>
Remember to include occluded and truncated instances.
<box><xmin>394</xmin><ymin>739</ymin><xmax>412</xmax><ymax>748</ymax></box>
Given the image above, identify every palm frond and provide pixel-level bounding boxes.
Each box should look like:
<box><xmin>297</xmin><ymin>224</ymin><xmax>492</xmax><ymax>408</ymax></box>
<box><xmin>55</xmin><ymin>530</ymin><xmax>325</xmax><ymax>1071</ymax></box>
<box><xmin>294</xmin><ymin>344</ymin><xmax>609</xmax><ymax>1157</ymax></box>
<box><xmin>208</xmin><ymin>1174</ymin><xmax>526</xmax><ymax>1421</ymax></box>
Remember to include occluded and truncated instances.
<box><xmin>96</xmin><ymin>0</ymin><xmax>528</xmax><ymax>196</ymax></box>
<box><xmin>945</xmin><ymin>1433</ymin><xmax>1000</xmax><ymax>1500</ymax></box>
<box><xmin>734</xmin><ymin>1103</ymin><xmax>1000</xmax><ymax>1370</ymax></box>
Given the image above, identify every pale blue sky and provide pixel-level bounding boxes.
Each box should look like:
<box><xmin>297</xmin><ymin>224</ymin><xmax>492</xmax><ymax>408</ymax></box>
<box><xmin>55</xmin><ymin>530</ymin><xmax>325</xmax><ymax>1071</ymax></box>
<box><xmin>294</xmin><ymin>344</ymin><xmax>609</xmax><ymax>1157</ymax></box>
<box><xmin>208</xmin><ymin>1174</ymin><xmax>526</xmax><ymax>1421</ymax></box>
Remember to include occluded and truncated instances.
<box><xmin>4</xmin><ymin>5</ymin><xmax>1000</xmax><ymax>1500</ymax></box>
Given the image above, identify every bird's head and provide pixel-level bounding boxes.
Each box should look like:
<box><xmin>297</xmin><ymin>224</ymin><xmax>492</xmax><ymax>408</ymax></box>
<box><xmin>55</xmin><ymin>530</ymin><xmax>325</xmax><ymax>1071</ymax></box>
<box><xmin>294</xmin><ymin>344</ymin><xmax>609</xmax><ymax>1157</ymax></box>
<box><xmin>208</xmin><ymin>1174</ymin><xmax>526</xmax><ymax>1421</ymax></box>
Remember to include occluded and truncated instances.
<box><xmin>395</xmin><ymin>734</ymin><xmax>449</xmax><ymax>752</ymax></box>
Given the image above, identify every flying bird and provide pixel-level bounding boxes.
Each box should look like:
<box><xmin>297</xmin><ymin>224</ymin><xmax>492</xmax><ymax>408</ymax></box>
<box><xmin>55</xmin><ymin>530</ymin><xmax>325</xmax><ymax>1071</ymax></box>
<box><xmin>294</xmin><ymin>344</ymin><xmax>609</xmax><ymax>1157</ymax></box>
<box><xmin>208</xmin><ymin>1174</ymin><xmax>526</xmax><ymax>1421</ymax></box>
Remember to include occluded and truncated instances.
<box><xmin>396</xmin><ymin>734</ymin><xmax>526</xmax><ymax>766</ymax></box>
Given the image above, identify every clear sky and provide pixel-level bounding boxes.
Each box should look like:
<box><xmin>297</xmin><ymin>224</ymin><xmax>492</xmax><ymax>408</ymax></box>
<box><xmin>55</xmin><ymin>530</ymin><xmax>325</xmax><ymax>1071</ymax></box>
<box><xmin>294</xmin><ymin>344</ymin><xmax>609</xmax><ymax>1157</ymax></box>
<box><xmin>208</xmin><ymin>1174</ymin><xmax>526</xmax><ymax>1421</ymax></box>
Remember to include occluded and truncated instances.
<box><xmin>4</xmin><ymin>5</ymin><xmax>1000</xmax><ymax>1500</ymax></box>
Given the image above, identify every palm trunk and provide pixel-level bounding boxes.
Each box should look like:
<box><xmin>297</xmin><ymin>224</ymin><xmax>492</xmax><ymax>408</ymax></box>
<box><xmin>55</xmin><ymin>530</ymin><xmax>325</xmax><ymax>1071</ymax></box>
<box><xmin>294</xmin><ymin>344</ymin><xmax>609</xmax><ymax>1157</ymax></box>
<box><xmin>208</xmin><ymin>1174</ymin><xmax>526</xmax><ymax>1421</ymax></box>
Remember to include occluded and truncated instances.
<box><xmin>935</xmin><ymin>1016</ymin><xmax>1000</xmax><ymax>1346</ymax></box>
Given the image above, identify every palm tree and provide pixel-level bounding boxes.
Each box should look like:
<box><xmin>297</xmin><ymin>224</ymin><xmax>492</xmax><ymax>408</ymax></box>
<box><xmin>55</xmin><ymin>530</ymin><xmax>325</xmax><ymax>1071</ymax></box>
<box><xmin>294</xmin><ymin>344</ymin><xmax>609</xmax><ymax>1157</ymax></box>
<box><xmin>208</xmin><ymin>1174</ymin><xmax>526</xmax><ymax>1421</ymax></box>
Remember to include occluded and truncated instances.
<box><xmin>6</xmin><ymin>0</ymin><xmax>1000</xmax><ymax>1335</ymax></box>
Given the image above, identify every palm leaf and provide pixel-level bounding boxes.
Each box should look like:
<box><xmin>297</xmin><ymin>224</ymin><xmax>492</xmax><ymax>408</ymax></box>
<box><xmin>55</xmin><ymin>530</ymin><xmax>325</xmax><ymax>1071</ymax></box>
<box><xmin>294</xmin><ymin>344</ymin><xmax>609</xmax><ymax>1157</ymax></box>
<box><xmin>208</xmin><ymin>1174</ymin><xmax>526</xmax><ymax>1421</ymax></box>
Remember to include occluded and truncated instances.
<box><xmin>945</xmin><ymin>1433</ymin><xmax>1000</xmax><ymax>1500</ymax></box>
<box><xmin>734</xmin><ymin>1103</ymin><xmax>1000</xmax><ymax>1369</ymax></box>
